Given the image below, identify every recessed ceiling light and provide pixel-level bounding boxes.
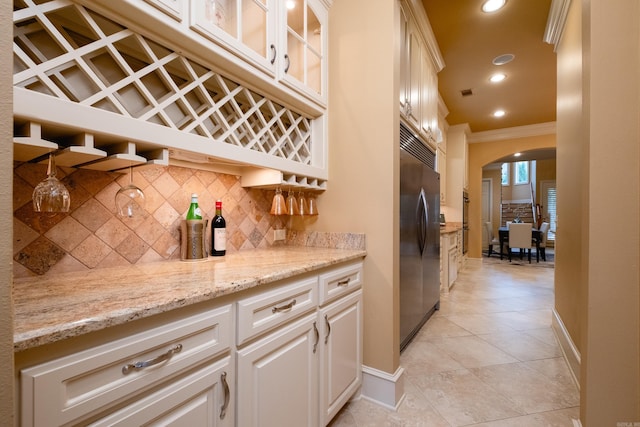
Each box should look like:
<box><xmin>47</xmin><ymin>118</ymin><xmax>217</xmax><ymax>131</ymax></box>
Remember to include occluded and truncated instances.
<box><xmin>490</xmin><ymin>73</ymin><xmax>506</xmax><ymax>83</ymax></box>
<box><xmin>286</xmin><ymin>0</ymin><xmax>296</xmax><ymax>10</ymax></box>
<box><xmin>482</xmin><ymin>0</ymin><xmax>506</xmax><ymax>13</ymax></box>
<box><xmin>493</xmin><ymin>110</ymin><xmax>506</xmax><ymax>118</ymax></box>
<box><xmin>514</xmin><ymin>152</ymin><xmax>521</xmax><ymax>157</ymax></box>
<box><xmin>493</xmin><ymin>54</ymin><xmax>515</xmax><ymax>65</ymax></box>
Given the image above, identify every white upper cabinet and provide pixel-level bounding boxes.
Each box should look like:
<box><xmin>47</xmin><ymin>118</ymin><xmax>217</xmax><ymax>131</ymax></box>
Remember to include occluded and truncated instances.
<box><xmin>188</xmin><ymin>0</ymin><xmax>327</xmax><ymax>105</ymax></box>
<box><xmin>190</xmin><ymin>0</ymin><xmax>277</xmax><ymax>76</ymax></box>
<box><xmin>279</xmin><ymin>0</ymin><xmax>327</xmax><ymax>105</ymax></box>
<box><xmin>398</xmin><ymin>0</ymin><xmax>444</xmax><ymax>149</ymax></box>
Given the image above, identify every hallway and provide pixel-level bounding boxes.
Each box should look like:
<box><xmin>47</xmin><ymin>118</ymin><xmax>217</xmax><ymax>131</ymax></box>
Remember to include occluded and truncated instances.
<box><xmin>330</xmin><ymin>256</ymin><xmax>580</xmax><ymax>426</ymax></box>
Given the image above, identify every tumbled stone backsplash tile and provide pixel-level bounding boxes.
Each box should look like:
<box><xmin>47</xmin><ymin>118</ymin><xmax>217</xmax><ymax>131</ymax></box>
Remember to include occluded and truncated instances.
<box><xmin>13</xmin><ymin>163</ymin><xmax>285</xmax><ymax>277</ymax></box>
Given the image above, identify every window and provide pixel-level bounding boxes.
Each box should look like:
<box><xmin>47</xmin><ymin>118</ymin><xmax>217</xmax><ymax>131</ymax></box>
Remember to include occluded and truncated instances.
<box><xmin>501</xmin><ymin>163</ymin><xmax>509</xmax><ymax>185</ymax></box>
<box><xmin>547</xmin><ymin>187</ymin><xmax>557</xmax><ymax>241</ymax></box>
<box><xmin>515</xmin><ymin>161</ymin><xmax>529</xmax><ymax>184</ymax></box>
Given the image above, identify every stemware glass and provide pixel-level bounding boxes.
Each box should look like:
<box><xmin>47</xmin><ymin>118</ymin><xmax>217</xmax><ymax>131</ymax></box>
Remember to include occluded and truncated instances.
<box><xmin>270</xmin><ymin>188</ymin><xmax>286</xmax><ymax>215</ymax></box>
<box><xmin>32</xmin><ymin>153</ymin><xmax>71</xmax><ymax>213</ymax></box>
<box><xmin>115</xmin><ymin>166</ymin><xmax>146</xmax><ymax>218</ymax></box>
<box><xmin>286</xmin><ymin>189</ymin><xmax>300</xmax><ymax>215</ymax></box>
<box><xmin>307</xmin><ymin>194</ymin><xmax>318</xmax><ymax>216</ymax></box>
<box><xmin>297</xmin><ymin>191</ymin><xmax>307</xmax><ymax>216</ymax></box>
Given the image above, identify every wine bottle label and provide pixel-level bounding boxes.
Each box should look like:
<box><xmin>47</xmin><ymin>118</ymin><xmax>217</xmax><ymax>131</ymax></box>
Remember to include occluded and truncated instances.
<box><xmin>214</xmin><ymin>228</ymin><xmax>226</xmax><ymax>251</ymax></box>
<box><xmin>194</xmin><ymin>207</ymin><xmax>201</xmax><ymax>217</ymax></box>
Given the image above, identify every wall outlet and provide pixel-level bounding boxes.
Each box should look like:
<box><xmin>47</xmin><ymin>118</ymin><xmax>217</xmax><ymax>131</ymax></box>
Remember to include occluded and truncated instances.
<box><xmin>274</xmin><ymin>229</ymin><xmax>286</xmax><ymax>241</ymax></box>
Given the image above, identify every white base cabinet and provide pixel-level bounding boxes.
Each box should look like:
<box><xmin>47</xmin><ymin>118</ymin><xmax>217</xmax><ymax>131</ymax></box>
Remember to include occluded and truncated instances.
<box><xmin>89</xmin><ymin>357</ymin><xmax>233</xmax><ymax>427</ymax></box>
<box><xmin>18</xmin><ymin>259</ymin><xmax>363</xmax><ymax>427</ymax></box>
<box><xmin>236</xmin><ymin>313</ymin><xmax>320</xmax><ymax>427</ymax></box>
<box><xmin>20</xmin><ymin>305</ymin><xmax>234</xmax><ymax>427</ymax></box>
<box><xmin>319</xmin><ymin>289</ymin><xmax>363</xmax><ymax>426</ymax></box>
<box><xmin>236</xmin><ymin>260</ymin><xmax>364</xmax><ymax>427</ymax></box>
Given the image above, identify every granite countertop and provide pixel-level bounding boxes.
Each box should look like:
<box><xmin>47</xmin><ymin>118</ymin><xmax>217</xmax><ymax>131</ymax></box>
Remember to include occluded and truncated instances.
<box><xmin>13</xmin><ymin>246</ymin><xmax>366</xmax><ymax>352</ymax></box>
<box><xmin>440</xmin><ymin>223</ymin><xmax>463</xmax><ymax>234</ymax></box>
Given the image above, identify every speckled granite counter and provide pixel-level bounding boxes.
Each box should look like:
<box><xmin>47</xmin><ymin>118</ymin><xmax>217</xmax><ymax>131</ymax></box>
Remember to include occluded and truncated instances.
<box><xmin>440</xmin><ymin>223</ymin><xmax>462</xmax><ymax>234</ymax></box>
<box><xmin>13</xmin><ymin>246</ymin><xmax>366</xmax><ymax>352</ymax></box>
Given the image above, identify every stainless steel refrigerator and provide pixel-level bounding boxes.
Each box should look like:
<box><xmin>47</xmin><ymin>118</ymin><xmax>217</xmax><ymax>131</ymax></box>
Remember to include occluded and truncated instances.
<box><xmin>399</xmin><ymin>125</ymin><xmax>440</xmax><ymax>351</ymax></box>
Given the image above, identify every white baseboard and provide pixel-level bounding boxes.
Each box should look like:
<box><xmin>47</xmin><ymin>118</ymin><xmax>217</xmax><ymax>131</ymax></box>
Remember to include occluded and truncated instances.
<box><xmin>360</xmin><ymin>365</ymin><xmax>405</xmax><ymax>410</ymax></box>
<box><xmin>552</xmin><ymin>308</ymin><xmax>581</xmax><ymax>389</ymax></box>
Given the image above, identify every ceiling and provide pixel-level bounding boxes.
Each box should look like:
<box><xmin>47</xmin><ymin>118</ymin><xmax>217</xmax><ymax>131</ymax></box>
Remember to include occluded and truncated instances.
<box><xmin>421</xmin><ymin>0</ymin><xmax>557</xmax><ymax>134</ymax></box>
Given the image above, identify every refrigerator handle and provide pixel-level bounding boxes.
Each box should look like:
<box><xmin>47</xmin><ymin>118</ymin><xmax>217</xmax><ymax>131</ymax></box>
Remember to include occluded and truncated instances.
<box><xmin>417</xmin><ymin>189</ymin><xmax>428</xmax><ymax>255</ymax></box>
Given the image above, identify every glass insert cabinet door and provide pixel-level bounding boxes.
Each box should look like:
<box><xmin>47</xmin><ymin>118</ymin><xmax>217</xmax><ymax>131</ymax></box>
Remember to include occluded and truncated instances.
<box><xmin>191</xmin><ymin>0</ymin><xmax>273</xmax><ymax>70</ymax></box>
<box><xmin>284</xmin><ymin>0</ymin><xmax>324</xmax><ymax>97</ymax></box>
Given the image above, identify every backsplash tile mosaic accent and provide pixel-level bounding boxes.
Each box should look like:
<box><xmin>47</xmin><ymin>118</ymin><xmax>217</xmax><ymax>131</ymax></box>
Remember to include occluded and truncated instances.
<box><xmin>13</xmin><ymin>163</ymin><xmax>288</xmax><ymax>278</ymax></box>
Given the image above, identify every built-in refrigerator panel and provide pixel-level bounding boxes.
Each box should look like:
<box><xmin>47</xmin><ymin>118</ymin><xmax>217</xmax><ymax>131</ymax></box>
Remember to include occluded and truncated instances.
<box><xmin>399</xmin><ymin>124</ymin><xmax>440</xmax><ymax>352</ymax></box>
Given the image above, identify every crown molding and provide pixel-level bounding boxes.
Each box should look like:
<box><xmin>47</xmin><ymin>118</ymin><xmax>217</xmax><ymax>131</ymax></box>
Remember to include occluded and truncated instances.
<box><xmin>468</xmin><ymin>122</ymin><xmax>557</xmax><ymax>143</ymax></box>
<box><xmin>544</xmin><ymin>0</ymin><xmax>572</xmax><ymax>51</ymax></box>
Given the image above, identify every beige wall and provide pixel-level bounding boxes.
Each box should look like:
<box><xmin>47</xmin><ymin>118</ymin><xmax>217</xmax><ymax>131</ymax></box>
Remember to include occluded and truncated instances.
<box><xmin>317</xmin><ymin>0</ymin><xmax>399</xmax><ymax>373</ymax></box>
<box><xmin>468</xmin><ymin>134</ymin><xmax>556</xmax><ymax>259</ymax></box>
<box><xmin>1</xmin><ymin>0</ymin><xmax>15</xmax><ymax>423</ymax></box>
<box><xmin>556</xmin><ymin>1</ymin><xmax>640</xmax><ymax>424</ymax></box>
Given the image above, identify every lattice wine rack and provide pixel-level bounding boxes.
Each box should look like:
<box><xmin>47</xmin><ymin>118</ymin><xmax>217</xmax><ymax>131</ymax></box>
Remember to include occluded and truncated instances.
<box><xmin>13</xmin><ymin>0</ymin><xmax>325</xmax><ymax>189</ymax></box>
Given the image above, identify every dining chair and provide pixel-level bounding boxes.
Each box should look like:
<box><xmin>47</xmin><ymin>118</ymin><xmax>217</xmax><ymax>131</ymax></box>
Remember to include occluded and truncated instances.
<box><xmin>485</xmin><ymin>222</ymin><xmax>500</xmax><ymax>257</ymax></box>
<box><xmin>508</xmin><ymin>222</ymin><xmax>533</xmax><ymax>263</ymax></box>
<box><xmin>537</xmin><ymin>222</ymin><xmax>550</xmax><ymax>261</ymax></box>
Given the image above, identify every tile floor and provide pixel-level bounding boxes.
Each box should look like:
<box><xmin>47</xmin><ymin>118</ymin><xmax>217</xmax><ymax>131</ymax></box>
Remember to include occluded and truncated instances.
<box><xmin>329</xmin><ymin>253</ymin><xmax>580</xmax><ymax>426</ymax></box>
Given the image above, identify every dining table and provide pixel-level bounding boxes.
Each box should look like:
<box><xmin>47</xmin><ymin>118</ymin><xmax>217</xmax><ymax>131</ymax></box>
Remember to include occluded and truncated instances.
<box><xmin>498</xmin><ymin>226</ymin><xmax>541</xmax><ymax>262</ymax></box>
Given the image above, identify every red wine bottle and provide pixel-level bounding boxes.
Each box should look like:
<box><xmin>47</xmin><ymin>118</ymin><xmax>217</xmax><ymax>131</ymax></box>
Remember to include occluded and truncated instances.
<box><xmin>211</xmin><ymin>200</ymin><xmax>226</xmax><ymax>256</ymax></box>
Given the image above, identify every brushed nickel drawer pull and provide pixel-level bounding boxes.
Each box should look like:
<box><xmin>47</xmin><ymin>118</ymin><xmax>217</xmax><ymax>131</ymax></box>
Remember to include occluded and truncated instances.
<box><xmin>337</xmin><ymin>278</ymin><xmax>351</xmax><ymax>287</ymax></box>
<box><xmin>324</xmin><ymin>314</ymin><xmax>331</xmax><ymax>344</ymax></box>
<box><xmin>220</xmin><ymin>371</ymin><xmax>230</xmax><ymax>419</ymax></box>
<box><xmin>122</xmin><ymin>344</ymin><xmax>183</xmax><ymax>374</ymax></box>
<box><xmin>313</xmin><ymin>321</ymin><xmax>319</xmax><ymax>354</ymax></box>
<box><xmin>272</xmin><ymin>299</ymin><xmax>296</xmax><ymax>313</ymax></box>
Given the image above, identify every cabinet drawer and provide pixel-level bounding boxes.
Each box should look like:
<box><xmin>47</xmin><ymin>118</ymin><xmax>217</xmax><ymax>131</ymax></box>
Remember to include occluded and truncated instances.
<box><xmin>236</xmin><ymin>276</ymin><xmax>318</xmax><ymax>345</ymax></box>
<box><xmin>318</xmin><ymin>261</ymin><xmax>363</xmax><ymax>306</ymax></box>
<box><xmin>88</xmin><ymin>356</ymin><xmax>232</xmax><ymax>427</ymax></box>
<box><xmin>20</xmin><ymin>305</ymin><xmax>232</xmax><ymax>427</ymax></box>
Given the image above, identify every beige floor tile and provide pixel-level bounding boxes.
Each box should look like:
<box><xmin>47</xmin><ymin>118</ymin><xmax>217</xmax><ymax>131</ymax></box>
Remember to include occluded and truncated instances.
<box><xmin>401</xmin><ymin>339</ymin><xmax>466</xmax><ymax>377</ymax></box>
<box><xmin>477</xmin><ymin>330</ymin><xmax>562</xmax><ymax>361</ymax></box>
<box><xmin>412</xmin><ymin>368</ymin><xmax>525</xmax><ymax>426</ymax></box>
<box><xmin>414</xmin><ymin>316</ymin><xmax>473</xmax><ymax>339</ymax></box>
<box><xmin>445</xmin><ymin>313</ymin><xmax>518</xmax><ymax>335</ymax></box>
<box><xmin>428</xmin><ymin>335</ymin><xmax>519</xmax><ymax>368</ymax></box>
<box><xmin>466</xmin><ymin>407</ymin><xmax>580</xmax><ymax>426</ymax></box>
<box><xmin>469</xmin><ymin>362</ymin><xmax>579</xmax><ymax>413</ymax></box>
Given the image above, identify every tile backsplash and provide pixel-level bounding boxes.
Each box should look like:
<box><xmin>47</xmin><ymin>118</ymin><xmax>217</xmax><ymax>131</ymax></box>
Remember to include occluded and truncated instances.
<box><xmin>13</xmin><ymin>162</ymin><xmax>288</xmax><ymax>278</ymax></box>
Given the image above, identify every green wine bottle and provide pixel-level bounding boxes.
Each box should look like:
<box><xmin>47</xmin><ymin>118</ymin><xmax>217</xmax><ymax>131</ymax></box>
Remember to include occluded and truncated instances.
<box><xmin>186</xmin><ymin>193</ymin><xmax>202</xmax><ymax>220</ymax></box>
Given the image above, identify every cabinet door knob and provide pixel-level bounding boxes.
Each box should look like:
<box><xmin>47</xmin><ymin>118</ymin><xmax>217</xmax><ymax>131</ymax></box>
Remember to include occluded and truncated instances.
<box><xmin>121</xmin><ymin>344</ymin><xmax>182</xmax><ymax>374</ymax></box>
<box><xmin>220</xmin><ymin>371</ymin><xmax>230</xmax><ymax>419</ymax></box>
